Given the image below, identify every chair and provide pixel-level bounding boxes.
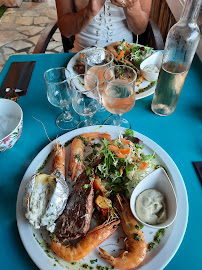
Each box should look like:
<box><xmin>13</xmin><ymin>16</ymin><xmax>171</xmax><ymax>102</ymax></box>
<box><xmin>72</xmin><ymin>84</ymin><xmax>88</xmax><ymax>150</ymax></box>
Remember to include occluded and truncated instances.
<box><xmin>33</xmin><ymin>18</ymin><xmax>164</xmax><ymax>54</ymax></box>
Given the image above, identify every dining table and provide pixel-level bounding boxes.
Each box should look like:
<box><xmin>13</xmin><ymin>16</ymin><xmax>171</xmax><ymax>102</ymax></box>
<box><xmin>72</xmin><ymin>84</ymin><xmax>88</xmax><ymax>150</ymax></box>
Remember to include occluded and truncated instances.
<box><xmin>0</xmin><ymin>52</ymin><xmax>201</xmax><ymax>270</ymax></box>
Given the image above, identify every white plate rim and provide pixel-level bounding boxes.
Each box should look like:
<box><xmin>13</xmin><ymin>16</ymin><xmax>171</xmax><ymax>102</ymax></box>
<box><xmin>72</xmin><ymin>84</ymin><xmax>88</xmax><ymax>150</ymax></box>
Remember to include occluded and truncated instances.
<box><xmin>67</xmin><ymin>46</ymin><xmax>158</xmax><ymax>100</ymax></box>
<box><xmin>16</xmin><ymin>125</ymin><xmax>188</xmax><ymax>270</ymax></box>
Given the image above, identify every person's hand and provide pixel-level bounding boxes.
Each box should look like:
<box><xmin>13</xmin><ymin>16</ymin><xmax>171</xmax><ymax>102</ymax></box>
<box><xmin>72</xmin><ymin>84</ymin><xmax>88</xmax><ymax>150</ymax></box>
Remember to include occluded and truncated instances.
<box><xmin>111</xmin><ymin>0</ymin><xmax>137</xmax><ymax>8</ymax></box>
<box><xmin>88</xmin><ymin>0</ymin><xmax>106</xmax><ymax>16</ymax></box>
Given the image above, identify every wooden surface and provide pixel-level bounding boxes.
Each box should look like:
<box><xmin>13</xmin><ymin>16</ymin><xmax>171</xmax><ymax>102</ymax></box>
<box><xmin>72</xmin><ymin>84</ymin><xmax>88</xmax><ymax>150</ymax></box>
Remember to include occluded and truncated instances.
<box><xmin>151</xmin><ymin>0</ymin><xmax>176</xmax><ymax>42</ymax></box>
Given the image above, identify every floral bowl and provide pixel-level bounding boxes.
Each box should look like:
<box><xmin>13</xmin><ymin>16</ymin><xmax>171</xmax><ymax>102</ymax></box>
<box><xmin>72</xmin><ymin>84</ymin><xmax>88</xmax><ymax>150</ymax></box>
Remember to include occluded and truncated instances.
<box><xmin>0</xmin><ymin>99</ymin><xmax>23</xmax><ymax>152</ymax></box>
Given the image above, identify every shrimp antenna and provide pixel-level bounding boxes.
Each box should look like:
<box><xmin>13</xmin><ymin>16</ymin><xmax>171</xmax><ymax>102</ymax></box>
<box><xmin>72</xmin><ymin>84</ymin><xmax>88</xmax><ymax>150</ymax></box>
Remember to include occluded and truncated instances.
<box><xmin>32</xmin><ymin>116</ymin><xmax>52</xmax><ymax>142</ymax></box>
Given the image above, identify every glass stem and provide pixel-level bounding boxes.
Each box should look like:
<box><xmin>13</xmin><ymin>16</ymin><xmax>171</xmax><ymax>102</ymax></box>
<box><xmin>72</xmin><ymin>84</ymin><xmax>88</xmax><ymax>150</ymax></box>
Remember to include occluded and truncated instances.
<box><xmin>84</xmin><ymin>115</ymin><xmax>94</xmax><ymax>126</ymax></box>
<box><xmin>62</xmin><ymin>105</ymin><xmax>73</xmax><ymax>122</ymax></box>
<box><xmin>113</xmin><ymin>114</ymin><xmax>122</xmax><ymax>126</ymax></box>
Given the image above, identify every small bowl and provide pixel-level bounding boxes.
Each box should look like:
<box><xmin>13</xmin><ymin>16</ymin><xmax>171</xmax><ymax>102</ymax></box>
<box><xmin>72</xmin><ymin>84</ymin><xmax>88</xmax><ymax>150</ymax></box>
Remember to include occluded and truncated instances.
<box><xmin>140</xmin><ymin>52</ymin><xmax>163</xmax><ymax>81</ymax></box>
<box><xmin>0</xmin><ymin>99</ymin><xmax>23</xmax><ymax>152</ymax></box>
<box><xmin>130</xmin><ymin>167</ymin><xmax>178</xmax><ymax>229</ymax></box>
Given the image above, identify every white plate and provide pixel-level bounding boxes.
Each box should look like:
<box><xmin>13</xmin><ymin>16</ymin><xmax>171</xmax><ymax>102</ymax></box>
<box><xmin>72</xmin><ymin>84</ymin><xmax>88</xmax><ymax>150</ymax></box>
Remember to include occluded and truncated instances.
<box><xmin>16</xmin><ymin>126</ymin><xmax>188</xmax><ymax>270</ymax></box>
<box><xmin>67</xmin><ymin>47</ymin><xmax>157</xmax><ymax>100</ymax></box>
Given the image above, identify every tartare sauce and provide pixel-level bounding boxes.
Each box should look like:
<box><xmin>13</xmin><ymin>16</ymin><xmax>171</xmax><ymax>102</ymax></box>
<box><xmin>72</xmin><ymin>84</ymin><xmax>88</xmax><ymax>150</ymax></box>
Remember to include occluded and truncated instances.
<box><xmin>143</xmin><ymin>64</ymin><xmax>159</xmax><ymax>73</ymax></box>
<box><xmin>135</xmin><ymin>189</ymin><xmax>166</xmax><ymax>225</ymax></box>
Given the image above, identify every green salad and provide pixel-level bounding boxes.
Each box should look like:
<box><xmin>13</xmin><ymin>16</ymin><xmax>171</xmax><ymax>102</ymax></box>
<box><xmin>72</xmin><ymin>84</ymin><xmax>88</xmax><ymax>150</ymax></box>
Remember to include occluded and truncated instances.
<box><xmin>116</xmin><ymin>39</ymin><xmax>153</xmax><ymax>69</ymax></box>
<box><xmin>85</xmin><ymin>129</ymin><xmax>156</xmax><ymax>198</ymax></box>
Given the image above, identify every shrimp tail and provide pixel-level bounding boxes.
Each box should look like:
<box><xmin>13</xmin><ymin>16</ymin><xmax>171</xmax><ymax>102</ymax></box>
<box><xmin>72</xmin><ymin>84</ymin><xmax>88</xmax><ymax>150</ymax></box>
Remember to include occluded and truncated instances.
<box><xmin>52</xmin><ymin>142</ymin><xmax>66</xmax><ymax>177</ymax></box>
<box><xmin>99</xmin><ymin>248</ymin><xmax>116</xmax><ymax>265</ymax></box>
<box><xmin>99</xmin><ymin>248</ymin><xmax>128</xmax><ymax>269</ymax></box>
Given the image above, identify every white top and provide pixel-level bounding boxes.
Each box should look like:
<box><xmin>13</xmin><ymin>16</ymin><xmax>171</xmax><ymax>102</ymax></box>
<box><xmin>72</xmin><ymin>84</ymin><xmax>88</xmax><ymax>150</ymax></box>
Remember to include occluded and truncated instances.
<box><xmin>72</xmin><ymin>0</ymin><xmax>133</xmax><ymax>52</ymax></box>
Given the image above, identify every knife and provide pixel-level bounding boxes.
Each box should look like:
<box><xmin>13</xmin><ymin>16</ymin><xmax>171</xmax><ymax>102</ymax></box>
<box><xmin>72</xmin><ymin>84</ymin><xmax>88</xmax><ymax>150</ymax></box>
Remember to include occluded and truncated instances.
<box><xmin>193</xmin><ymin>162</ymin><xmax>202</xmax><ymax>184</ymax></box>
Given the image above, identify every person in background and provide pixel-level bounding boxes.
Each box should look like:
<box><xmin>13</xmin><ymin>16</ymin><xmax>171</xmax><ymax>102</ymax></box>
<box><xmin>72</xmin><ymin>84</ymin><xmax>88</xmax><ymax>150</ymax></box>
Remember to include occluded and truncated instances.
<box><xmin>56</xmin><ymin>0</ymin><xmax>152</xmax><ymax>52</ymax></box>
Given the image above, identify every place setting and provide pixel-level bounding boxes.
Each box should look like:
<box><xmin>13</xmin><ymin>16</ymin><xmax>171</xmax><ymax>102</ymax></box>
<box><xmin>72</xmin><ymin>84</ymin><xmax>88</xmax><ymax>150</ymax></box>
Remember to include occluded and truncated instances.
<box><xmin>0</xmin><ymin>40</ymin><xmax>189</xmax><ymax>270</ymax></box>
<box><xmin>12</xmin><ymin>44</ymin><xmax>188</xmax><ymax>270</ymax></box>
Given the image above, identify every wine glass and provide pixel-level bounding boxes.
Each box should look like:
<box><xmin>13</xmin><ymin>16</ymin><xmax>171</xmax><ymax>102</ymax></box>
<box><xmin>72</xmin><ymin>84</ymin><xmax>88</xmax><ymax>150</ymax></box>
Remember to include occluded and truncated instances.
<box><xmin>84</xmin><ymin>48</ymin><xmax>114</xmax><ymax>111</ymax></box>
<box><xmin>70</xmin><ymin>74</ymin><xmax>101</xmax><ymax>128</ymax></box>
<box><xmin>103</xmin><ymin>65</ymin><xmax>137</xmax><ymax>128</ymax></box>
<box><xmin>44</xmin><ymin>67</ymin><xmax>80</xmax><ymax>130</ymax></box>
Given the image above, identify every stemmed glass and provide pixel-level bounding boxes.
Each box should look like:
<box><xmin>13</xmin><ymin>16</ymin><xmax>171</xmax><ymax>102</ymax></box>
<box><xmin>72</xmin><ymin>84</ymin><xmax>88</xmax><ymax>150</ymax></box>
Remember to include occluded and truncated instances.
<box><xmin>84</xmin><ymin>48</ymin><xmax>114</xmax><ymax>111</ymax></box>
<box><xmin>70</xmin><ymin>74</ymin><xmax>101</xmax><ymax>128</ymax></box>
<box><xmin>103</xmin><ymin>65</ymin><xmax>137</xmax><ymax>128</ymax></box>
<box><xmin>44</xmin><ymin>67</ymin><xmax>80</xmax><ymax>130</ymax></box>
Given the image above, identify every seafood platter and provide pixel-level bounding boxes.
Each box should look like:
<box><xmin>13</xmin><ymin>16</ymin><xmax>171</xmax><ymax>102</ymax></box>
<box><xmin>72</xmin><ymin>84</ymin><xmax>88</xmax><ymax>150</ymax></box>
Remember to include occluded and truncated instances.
<box><xmin>67</xmin><ymin>40</ymin><xmax>163</xmax><ymax>100</ymax></box>
<box><xmin>16</xmin><ymin>126</ymin><xmax>188</xmax><ymax>270</ymax></box>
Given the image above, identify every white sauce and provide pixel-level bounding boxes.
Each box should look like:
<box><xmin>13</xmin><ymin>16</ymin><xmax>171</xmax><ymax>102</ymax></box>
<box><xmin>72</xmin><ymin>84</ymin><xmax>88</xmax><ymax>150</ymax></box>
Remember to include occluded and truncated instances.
<box><xmin>135</xmin><ymin>189</ymin><xmax>166</xmax><ymax>225</ymax></box>
<box><xmin>143</xmin><ymin>64</ymin><xmax>159</xmax><ymax>73</ymax></box>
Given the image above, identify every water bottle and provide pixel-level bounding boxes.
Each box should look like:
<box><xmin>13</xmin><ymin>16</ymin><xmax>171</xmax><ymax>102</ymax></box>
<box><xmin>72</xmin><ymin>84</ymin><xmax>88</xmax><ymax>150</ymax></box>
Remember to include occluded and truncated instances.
<box><xmin>151</xmin><ymin>0</ymin><xmax>201</xmax><ymax>116</ymax></box>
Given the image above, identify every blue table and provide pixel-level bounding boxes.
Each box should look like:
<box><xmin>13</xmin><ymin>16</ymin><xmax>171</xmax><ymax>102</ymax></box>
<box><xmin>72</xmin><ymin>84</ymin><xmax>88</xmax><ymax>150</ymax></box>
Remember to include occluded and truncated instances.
<box><xmin>0</xmin><ymin>53</ymin><xmax>201</xmax><ymax>270</ymax></box>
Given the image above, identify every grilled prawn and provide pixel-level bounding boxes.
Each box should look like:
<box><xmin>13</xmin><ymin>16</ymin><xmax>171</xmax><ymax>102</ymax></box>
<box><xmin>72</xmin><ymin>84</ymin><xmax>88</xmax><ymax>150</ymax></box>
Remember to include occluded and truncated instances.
<box><xmin>68</xmin><ymin>132</ymin><xmax>111</xmax><ymax>181</ymax></box>
<box><xmin>51</xmin><ymin>216</ymin><xmax>120</xmax><ymax>262</ymax></box>
<box><xmin>99</xmin><ymin>194</ymin><xmax>147</xmax><ymax>269</ymax></box>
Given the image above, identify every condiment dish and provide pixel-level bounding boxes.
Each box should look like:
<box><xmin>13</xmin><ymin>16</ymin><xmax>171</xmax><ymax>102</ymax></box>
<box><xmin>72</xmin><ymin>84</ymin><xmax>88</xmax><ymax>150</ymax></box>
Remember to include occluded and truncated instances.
<box><xmin>130</xmin><ymin>167</ymin><xmax>178</xmax><ymax>229</ymax></box>
<box><xmin>0</xmin><ymin>99</ymin><xmax>23</xmax><ymax>152</ymax></box>
<box><xmin>140</xmin><ymin>52</ymin><xmax>163</xmax><ymax>81</ymax></box>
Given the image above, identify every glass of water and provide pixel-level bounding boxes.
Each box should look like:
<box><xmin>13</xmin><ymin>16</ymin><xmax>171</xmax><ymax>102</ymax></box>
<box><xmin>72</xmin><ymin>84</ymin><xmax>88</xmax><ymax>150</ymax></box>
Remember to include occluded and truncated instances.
<box><xmin>44</xmin><ymin>67</ymin><xmax>80</xmax><ymax>130</ymax></box>
<box><xmin>84</xmin><ymin>48</ymin><xmax>114</xmax><ymax>112</ymax></box>
<box><xmin>84</xmin><ymin>48</ymin><xmax>114</xmax><ymax>94</ymax></box>
<box><xmin>70</xmin><ymin>74</ymin><xmax>101</xmax><ymax>128</ymax></box>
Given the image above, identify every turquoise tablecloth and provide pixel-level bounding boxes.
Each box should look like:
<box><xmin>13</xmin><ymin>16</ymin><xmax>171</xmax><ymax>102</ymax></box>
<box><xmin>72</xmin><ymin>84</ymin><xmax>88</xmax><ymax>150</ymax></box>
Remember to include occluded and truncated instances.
<box><xmin>0</xmin><ymin>53</ymin><xmax>201</xmax><ymax>270</ymax></box>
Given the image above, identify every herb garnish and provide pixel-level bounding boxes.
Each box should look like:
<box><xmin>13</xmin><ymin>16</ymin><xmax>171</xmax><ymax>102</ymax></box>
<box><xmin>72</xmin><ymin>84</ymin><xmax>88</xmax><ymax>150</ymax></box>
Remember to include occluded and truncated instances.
<box><xmin>135</xmin><ymin>225</ymin><xmax>140</xmax><ymax>230</ymax></box>
<box><xmin>138</xmin><ymin>221</ymin><xmax>144</xmax><ymax>229</ymax></box>
<box><xmin>77</xmin><ymin>135</ymin><xmax>88</xmax><ymax>146</ymax></box>
<box><xmin>147</xmin><ymin>241</ymin><xmax>156</xmax><ymax>251</ymax></box>
<box><xmin>136</xmin><ymin>81</ymin><xmax>156</xmax><ymax>94</ymax></box>
<box><xmin>64</xmin><ymin>138</ymin><xmax>73</xmax><ymax>147</ymax></box>
<box><xmin>147</xmin><ymin>228</ymin><xmax>166</xmax><ymax>252</ymax></box>
<box><xmin>154</xmin><ymin>228</ymin><xmax>166</xmax><ymax>243</ymax></box>
<box><xmin>134</xmin><ymin>233</ymin><xmax>141</xmax><ymax>241</ymax></box>
<box><xmin>90</xmin><ymin>259</ymin><xmax>98</xmax><ymax>264</ymax></box>
<box><xmin>75</xmin><ymin>154</ymin><xmax>81</xmax><ymax>161</ymax></box>
<box><xmin>86</xmin><ymin>166</ymin><xmax>91</xmax><ymax>176</ymax></box>
<box><xmin>37</xmin><ymin>151</ymin><xmax>53</xmax><ymax>173</ymax></box>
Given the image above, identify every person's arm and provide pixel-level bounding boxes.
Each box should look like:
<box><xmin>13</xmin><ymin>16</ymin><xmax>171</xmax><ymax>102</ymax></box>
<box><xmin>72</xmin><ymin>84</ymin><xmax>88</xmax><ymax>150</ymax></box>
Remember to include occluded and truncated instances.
<box><xmin>56</xmin><ymin>0</ymin><xmax>106</xmax><ymax>38</ymax></box>
<box><xmin>111</xmin><ymin>0</ymin><xmax>152</xmax><ymax>35</ymax></box>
